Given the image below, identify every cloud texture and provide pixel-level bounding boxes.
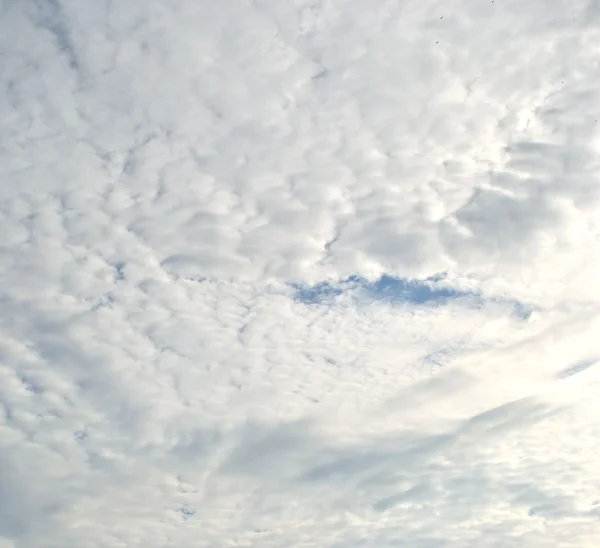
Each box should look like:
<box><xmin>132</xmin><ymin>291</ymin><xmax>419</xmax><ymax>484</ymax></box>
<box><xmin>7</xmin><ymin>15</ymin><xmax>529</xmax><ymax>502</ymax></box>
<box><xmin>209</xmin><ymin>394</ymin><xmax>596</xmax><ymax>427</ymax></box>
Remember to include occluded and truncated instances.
<box><xmin>1</xmin><ymin>0</ymin><xmax>599</xmax><ymax>546</ymax></box>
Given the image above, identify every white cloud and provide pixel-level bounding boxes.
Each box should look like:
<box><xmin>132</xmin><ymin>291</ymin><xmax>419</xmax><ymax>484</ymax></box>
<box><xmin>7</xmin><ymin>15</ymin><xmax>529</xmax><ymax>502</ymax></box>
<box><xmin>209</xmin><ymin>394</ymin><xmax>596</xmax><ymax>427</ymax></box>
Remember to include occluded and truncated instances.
<box><xmin>1</xmin><ymin>0</ymin><xmax>599</xmax><ymax>546</ymax></box>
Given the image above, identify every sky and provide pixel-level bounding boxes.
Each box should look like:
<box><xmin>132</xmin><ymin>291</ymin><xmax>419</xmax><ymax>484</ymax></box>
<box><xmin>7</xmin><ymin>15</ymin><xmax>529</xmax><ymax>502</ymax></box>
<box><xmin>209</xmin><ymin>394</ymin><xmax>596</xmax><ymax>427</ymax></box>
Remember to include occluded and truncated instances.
<box><xmin>1</xmin><ymin>0</ymin><xmax>599</xmax><ymax>546</ymax></box>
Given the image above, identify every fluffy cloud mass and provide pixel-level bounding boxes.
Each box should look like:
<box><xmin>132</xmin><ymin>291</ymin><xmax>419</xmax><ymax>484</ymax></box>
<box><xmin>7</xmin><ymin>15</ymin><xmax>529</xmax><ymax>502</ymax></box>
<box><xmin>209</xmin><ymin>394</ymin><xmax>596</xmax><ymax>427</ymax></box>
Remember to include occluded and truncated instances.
<box><xmin>1</xmin><ymin>0</ymin><xmax>599</xmax><ymax>546</ymax></box>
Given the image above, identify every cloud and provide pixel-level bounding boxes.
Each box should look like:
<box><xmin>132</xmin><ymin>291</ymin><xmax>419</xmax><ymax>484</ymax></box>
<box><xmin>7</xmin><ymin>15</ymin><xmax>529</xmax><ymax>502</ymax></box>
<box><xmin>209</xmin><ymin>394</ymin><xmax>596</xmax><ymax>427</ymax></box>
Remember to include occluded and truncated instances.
<box><xmin>1</xmin><ymin>0</ymin><xmax>600</xmax><ymax>547</ymax></box>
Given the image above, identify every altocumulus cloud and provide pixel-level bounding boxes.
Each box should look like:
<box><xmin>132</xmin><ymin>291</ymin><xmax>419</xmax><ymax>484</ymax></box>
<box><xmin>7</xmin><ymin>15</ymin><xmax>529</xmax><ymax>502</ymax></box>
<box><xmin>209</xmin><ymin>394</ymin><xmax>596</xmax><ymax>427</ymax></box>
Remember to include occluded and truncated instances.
<box><xmin>1</xmin><ymin>0</ymin><xmax>600</xmax><ymax>547</ymax></box>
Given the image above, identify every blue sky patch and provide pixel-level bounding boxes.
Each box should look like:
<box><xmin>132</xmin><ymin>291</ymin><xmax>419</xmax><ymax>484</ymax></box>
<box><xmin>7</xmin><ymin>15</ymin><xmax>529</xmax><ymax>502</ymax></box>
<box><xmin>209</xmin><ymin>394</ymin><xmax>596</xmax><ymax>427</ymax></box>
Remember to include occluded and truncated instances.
<box><xmin>291</xmin><ymin>274</ymin><xmax>473</xmax><ymax>306</ymax></box>
<box><xmin>291</xmin><ymin>274</ymin><xmax>533</xmax><ymax>318</ymax></box>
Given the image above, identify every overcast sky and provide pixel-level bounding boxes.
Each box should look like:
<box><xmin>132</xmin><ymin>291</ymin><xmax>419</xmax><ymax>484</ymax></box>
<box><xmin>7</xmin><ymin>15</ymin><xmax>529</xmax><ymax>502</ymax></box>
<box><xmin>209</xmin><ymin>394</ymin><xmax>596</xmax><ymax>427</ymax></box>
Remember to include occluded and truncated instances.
<box><xmin>1</xmin><ymin>0</ymin><xmax>599</xmax><ymax>546</ymax></box>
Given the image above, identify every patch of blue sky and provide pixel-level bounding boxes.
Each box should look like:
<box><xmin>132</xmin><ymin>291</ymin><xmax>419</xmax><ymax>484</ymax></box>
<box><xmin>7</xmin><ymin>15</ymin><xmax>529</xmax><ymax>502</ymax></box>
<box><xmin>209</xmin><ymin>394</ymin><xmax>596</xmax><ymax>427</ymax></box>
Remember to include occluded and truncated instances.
<box><xmin>290</xmin><ymin>273</ymin><xmax>534</xmax><ymax>318</ymax></box>
<box><xmin>291</xmin><ymin>274</ymin><xmax>471</xmax><ymax>306</ymax></box>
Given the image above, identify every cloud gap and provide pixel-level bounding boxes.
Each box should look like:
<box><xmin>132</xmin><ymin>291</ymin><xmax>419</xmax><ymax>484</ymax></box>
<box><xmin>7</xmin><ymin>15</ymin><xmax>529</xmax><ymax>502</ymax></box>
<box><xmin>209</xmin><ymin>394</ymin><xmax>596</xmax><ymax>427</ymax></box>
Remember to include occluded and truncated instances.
<box><xmin>291</xmin><ymin>273</ymin><xmax>533</xmax><ymax>318</ymax></box>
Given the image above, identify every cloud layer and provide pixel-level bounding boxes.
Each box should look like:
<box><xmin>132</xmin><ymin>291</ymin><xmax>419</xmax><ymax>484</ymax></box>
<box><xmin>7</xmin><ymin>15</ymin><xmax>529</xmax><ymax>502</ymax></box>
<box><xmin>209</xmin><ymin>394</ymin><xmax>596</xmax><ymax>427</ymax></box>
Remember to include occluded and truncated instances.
<box><xmin>1</xmin><ymin>0</ymin><xmax>599</xmax><ymax>546</ymax></box>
